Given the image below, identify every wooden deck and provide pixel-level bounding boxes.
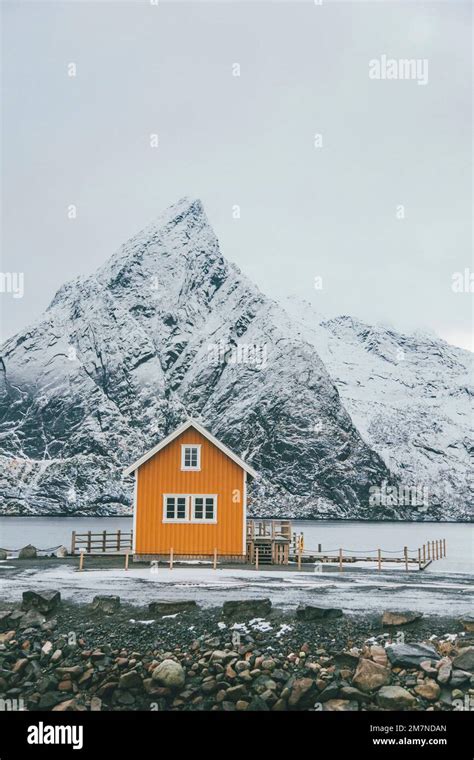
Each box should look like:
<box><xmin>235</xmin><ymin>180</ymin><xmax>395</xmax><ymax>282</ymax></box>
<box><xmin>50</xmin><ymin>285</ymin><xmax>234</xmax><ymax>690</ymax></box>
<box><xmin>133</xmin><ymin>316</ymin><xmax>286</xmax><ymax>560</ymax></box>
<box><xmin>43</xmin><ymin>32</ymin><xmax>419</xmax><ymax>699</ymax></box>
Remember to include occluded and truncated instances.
<box><xmin>70</xmin><ymin>526</ymin><xmax>447</xmax><ymax>573</ymax></box>
<box><xmin>246</xmin><ymin>520</ymin><xmax>292</xmax><ymax>565</ymax></box>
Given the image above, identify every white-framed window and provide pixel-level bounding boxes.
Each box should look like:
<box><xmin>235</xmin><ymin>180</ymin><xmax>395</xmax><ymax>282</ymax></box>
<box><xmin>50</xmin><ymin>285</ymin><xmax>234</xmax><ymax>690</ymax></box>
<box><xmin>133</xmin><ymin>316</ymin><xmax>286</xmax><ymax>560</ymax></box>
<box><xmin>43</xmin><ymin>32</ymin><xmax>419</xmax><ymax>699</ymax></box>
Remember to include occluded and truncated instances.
<box><xmin>181</xmin><ymin>444</ymin><xmax>201</xmax><ymax>471</ymax></box>
<box><xmin>191</xmin><ymin>495</ymin><xmax>217</xmax><ymax>523</ymax></box>
<box><xmin>163</xmin><ymin>494</ymin><xmax>188</xmax><ymax>522</ymax></box>
<box><xmin>162</xmin><ymin>494</ymin><xmax>217</xmax><ymax>523</ymax></box>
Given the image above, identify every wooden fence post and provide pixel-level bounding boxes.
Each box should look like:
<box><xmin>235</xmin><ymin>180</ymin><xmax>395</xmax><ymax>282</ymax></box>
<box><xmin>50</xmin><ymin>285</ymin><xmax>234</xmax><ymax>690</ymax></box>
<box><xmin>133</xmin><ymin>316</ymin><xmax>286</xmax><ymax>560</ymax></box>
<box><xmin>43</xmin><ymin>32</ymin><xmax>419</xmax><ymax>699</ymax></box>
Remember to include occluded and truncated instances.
<box><xmin>427</xmin><ymin>541</ymin><xmax>430</xmax><ymax>560</ymax></box>
<box><xmin>435</xmin><ymin>540</ymin><xmax>439</xmax><ymax>560</ymax></box>
<box><xmin>213</xmin><ymin>548</ymin><xmax>217</xmax><ymax>570</ymax></box>
<box><xmin>87</xmin><ymin>531</ymin><xmax>92</xmax><ymax>553</ymax></box>
<box><xmin>418</xmin><ymin>548</ymin><xmax>421</xmax><ymax>570</ymax></box>
<box><xmin>443</xmin><ymin>539</ymin><xmax>446</xmax><ymax>557</ymax></box>
<box><xmin>117</xmin><ymin>530</ymin><xmax>121</xmax><ymax>552</ymax></box>
<box><xmin>255</xmin><ymin>547</ymin><xmax>259</xmax><ymax>571</ymax></box>
<box><xmin>71</xmin><ymin>531</ymin><xmax>76</xmax><ymax>555</ymax></box>
<box><xmin>423</xmin><ymin>544</ymin><xmax>426</xmax><ymax>565</ymax></box>
<box><xmin>339</xmin><ymin>548</ymin><xmax>343</xmax><ymax>572</ymax></box>
<box><xmin>102</xmin><ymin>530</ymin><xmax>107</xmax><ymax>553</ymax></box>
<box><xmin>431</xmin><ymin>540</ymin><xmax>435</xmax><ymax>560</ymax></box>
<box><xmin>298</xmin><ymin>549</ymin><xmax>302</xmax><ymax>571</ymax></box>
<box><xmin>125</xmin><ymin>551</ymin><xmax>129</xmax><ymax>571</ymax></box>
<box><xmin>404</xmin><ymin>546</ymin><xmax>408</xmax><ymax>571</ymax></box>
<box><xmin>439</xmin><ymin>538</ymin><xmax>443</xmax><ymax>558</ymax></box>
<box><xmin>170</xmin><ymin>548</ymin><xmax>174</xmax><ymax>570</ymax></box>
<box><xmin>79</xmin><ymin>550</ymin><xmax>85</xmax><ymax>572</ymax></box>
<box><xmin>377</xmin><ymin>548</ymin><xmax>382</xmax><ymax>571</ymax></box>
<box><xmin>318</xmin><ymin>543</ymin><xmax>322</xmax><ymax>553</ymax></box>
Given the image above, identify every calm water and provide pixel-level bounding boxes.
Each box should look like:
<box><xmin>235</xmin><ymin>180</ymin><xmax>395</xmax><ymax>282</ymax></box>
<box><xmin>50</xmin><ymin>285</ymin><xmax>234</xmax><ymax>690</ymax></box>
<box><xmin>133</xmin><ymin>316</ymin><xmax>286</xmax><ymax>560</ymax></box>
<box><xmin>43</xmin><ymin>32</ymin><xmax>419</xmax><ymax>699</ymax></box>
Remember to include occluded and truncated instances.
<box><xmin>0</xmin><ymin>517</ymin><xmax>472</xmax><ymax>574</ymax></box>
<box><xmin>292</xmin><ymin>520</ymin><xmax>473</xmax><ymax>575</ymax></box>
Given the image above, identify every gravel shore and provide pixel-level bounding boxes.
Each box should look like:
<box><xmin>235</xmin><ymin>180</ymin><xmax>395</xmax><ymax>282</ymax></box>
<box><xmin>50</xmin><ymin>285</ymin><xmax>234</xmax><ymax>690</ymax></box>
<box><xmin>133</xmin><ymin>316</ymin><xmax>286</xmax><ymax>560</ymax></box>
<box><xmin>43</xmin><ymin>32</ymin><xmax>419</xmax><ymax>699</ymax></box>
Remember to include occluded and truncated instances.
<box><xmin>0</xmin><ymin>591</ymin><xmax>473</xmax><ymax>712</ymax></box>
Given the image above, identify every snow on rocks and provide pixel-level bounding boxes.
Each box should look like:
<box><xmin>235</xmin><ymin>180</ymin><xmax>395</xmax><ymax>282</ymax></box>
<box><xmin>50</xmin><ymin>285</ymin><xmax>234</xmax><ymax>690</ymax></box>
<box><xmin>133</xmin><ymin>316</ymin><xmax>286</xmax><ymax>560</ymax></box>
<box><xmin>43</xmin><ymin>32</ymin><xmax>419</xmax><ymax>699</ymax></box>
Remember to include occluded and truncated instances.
<box><xmin>0</xmin><ymin>598</ymin><xmax>473</xmax><ymax>711</ymax></box>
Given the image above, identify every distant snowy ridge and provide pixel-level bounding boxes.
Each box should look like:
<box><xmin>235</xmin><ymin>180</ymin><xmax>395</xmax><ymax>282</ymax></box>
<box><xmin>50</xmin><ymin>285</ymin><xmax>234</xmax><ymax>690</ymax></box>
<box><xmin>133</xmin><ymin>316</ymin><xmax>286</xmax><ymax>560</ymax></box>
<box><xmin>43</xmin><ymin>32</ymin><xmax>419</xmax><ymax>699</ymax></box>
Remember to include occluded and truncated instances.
<box><xmin>284</xmin><ymin>297</ymin><xmax>473</xmax><ymax>520</ymax></box>
<box><xmin>0</xmin><ymin>198</ymin><xmax>471</xmax><ymax>520</ymax></box>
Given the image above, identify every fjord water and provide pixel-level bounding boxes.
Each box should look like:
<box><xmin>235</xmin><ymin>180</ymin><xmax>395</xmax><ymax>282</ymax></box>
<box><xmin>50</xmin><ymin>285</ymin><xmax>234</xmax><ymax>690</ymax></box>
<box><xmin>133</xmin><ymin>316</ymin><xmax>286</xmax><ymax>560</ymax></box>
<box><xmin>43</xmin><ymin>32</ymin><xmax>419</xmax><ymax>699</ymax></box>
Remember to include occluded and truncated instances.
<box><xmin>0</xmin><ymin>517</ymin><xmax>472</xmax><ymax>575</ymax></box>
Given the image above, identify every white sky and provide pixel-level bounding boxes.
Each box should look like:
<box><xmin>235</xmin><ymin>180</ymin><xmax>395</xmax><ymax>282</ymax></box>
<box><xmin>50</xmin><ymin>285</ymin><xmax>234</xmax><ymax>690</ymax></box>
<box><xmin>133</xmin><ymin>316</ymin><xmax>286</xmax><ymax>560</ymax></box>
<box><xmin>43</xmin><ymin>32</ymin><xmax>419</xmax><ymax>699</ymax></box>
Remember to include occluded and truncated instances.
<box><xmin>1</xmin><ymin>0</ymin><xmax>472</xmax><ymax>350</ymax></box>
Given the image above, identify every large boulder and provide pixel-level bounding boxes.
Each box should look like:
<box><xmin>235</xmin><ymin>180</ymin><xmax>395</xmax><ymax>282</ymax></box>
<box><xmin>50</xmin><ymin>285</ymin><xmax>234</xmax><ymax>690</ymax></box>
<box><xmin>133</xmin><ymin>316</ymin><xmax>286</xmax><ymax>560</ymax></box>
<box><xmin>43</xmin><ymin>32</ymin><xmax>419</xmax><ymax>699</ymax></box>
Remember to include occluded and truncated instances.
<box><xmin>452</xmin><ymin>647</ymin><xmax>474</xmax><ymax>673</ymax></box>
<box><xmin>352</xmin><ymin>658</ymin><xmax>391</xmax><ymax>693</ymax></box>
<box><xmin>382</xmin><ymin>610</ymin><xmax>423</xmax><ymax>626</ymax></box>
<box><xmin>19</xmin><ymin>609</ymin><xmax>46</xmax><ymax>629</ymax></box>
<box><xmin>18</xmin><ymin>545</ymin><xmax>37</xmax><ymax>559</ymax></box>
<box><xmin>459</xmin><ymin>615</ymin><xmax>474</xmax><ymax>633</ymax></box>
<box><xmin>0</xmin><ymin>610</ymin><xmax>13</xmax><ymax>631</ymax></box>
<box><xmin>148</xmin><ymin>601</ymin><xmax>198</xmax><ymax>616</ymax></box>
<box><xmin>222</xmin><ymin>599</ymin><xmax>272</xmax><ymax>619</ymax></box>
<box><xmin>119</xmin><ymin>671</ymin><xmax>143</xmax><ymax>690</ymax></box>
<box><xmin>436</xmin><ymin>657</ymin><xmax>452</xmax><ymax>684</ymax></box>
<box><xmin>22</xmin><ymin>590</ymin><xmax>61</xmax><ymax>615</ymax></box>
<box><xmin>376</xmin><ymin>685</ymin><xmax>416</xmax><ymax>709</ymax></box>
<box><xmin>0</xmin><ymin>549</ymin><xmax>8</xmax><ymax>560</ymax></box>
<box><xmin>288</xmin><ymin>677</ymin><xmax>318</xmax><ymax>708</ymax></box>
<box><xmin>414</xmin><ymin>679</ymin><xmax>441</xmax><ymax>701</ymax></box>
<box><xmin>450</xmin><ymin>670</ymin><xmax>471</xmax><ymax>687</ymax></box>
<box><xmin>386</xmin><ymin>643</ymin><xmax>441</xmax><ymax>668</ymax></box>
<box><xmin>90</xmin><ymin>595</ymin><xmax>120</xmax><ymax>615</ymax></box>
<box><xmin>296</xmin><ymin>605</ymin><xmax>343</xmax><ymax>621</ymax></box>
<box><xmin>152</xmin><ymin>659</ymin><xmax>185</xmax><ymax>690</ymax></box>
<box><xmin>54</xmin><ymin>546</ymin><xmax>68</xmax><ymax>558</ymax></box>
<box><xmin>339</xmin><ymin>686</ymin><xmax>371</xmax><ymax>704</ymax></box>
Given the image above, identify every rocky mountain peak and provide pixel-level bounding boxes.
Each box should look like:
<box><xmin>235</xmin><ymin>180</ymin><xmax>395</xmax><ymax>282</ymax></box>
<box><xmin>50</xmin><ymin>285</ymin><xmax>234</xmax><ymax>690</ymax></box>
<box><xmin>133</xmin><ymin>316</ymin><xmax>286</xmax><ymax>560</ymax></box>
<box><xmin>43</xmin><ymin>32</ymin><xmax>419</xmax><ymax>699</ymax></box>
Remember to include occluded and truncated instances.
<box><xmin>0</xmin><ymin>199</ymin><xmax>469</xmax><ymax>520</ymax></box>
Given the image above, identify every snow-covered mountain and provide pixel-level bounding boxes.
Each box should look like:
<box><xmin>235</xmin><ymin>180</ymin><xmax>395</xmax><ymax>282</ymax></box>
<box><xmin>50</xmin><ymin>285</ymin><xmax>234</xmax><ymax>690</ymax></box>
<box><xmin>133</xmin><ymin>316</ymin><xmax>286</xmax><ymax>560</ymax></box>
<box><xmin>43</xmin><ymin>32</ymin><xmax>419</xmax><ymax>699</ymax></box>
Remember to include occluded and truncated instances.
<box><xmin>285</xmin><ymin>298</ymin><xmax>473</xmax><ymax>521</ymax></box>
<box><xmin>0</xmin><ymin>198</ymin><xmax>471</xmax><ymax>520</ymax></box>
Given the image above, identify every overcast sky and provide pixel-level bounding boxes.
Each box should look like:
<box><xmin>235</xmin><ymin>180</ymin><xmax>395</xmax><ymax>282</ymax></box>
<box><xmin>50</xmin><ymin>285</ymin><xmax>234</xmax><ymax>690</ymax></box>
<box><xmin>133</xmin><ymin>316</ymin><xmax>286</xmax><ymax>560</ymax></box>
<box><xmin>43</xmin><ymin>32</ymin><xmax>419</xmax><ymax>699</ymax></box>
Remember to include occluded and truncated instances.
<box><xmin>1</xmin><ymin>0</ymin><xmax>472</xmax><ymax>350</ymax></box>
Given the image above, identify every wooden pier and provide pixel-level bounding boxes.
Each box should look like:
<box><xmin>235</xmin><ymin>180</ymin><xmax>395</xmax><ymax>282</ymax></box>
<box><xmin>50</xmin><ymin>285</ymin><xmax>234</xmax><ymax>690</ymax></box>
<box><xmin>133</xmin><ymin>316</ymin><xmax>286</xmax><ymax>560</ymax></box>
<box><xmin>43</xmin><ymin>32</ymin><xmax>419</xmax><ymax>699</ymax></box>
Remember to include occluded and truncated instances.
<box><xmin>70</xmin><ymin>526</ymin><xmax>447</xmax><ymax>573</ymax></box>
<box><xmin>289</xmin><ymin>535</ymin><xmax>447</xmax><ymax>572</ymax></box>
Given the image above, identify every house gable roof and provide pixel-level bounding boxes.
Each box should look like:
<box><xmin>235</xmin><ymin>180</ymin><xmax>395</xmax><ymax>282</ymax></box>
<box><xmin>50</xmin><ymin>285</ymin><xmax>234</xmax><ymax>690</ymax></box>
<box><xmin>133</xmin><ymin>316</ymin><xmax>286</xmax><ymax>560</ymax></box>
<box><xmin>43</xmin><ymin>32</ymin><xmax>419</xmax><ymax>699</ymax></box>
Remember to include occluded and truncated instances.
<box><xmin>123</xmin><ymin>419</ymin><xmax>258</xmax><ymax>478</ymax></box>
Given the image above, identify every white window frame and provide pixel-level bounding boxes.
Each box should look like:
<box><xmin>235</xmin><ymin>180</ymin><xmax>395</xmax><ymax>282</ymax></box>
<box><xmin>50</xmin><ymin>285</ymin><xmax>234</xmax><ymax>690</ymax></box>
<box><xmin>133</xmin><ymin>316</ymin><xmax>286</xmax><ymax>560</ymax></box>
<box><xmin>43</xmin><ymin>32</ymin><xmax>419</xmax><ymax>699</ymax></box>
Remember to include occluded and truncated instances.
<box><xmin>190</xmin><ymin>494</ymin><xmax>218</xmax><ymax>524</ymax></box>
<box><xmin>162</xmin><ymin>494</ymin><xmax>189</xmax><ymax>523</ymax></box>
<box><xmin>181</xmin><ymin>444</ymin><xmax>201</xmax><ymax>471</ymax></box>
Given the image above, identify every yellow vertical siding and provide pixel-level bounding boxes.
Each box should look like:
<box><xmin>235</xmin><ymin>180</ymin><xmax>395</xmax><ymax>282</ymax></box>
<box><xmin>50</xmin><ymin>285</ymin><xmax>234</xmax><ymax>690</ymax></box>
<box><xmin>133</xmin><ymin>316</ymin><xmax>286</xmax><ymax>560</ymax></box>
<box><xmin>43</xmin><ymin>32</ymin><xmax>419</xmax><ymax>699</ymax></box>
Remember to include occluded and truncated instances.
<box><xmin>135</xmin><ymin>427</ymin><xmax>245</xmax><ymax>556</ymax></box>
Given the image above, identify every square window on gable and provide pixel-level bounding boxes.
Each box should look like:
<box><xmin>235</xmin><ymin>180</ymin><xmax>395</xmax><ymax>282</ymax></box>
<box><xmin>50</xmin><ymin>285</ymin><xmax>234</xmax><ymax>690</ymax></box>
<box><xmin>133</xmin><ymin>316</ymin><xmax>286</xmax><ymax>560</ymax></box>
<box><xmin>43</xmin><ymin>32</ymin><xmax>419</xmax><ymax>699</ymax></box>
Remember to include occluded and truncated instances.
<box><xmin>181</xmin><ymin>444</ymin><xmax>201</xmax><ymax>471</ymax></box>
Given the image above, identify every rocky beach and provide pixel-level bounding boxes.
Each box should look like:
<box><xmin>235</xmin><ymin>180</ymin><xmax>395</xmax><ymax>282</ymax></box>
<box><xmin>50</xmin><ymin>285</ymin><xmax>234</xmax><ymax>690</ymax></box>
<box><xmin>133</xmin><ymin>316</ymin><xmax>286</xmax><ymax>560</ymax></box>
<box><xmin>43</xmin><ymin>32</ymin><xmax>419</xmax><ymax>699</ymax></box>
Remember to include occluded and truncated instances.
<box><xmin>1</xmin><ymin>588</ymin><xmax>473</xmax><ymax>713</ymax></box>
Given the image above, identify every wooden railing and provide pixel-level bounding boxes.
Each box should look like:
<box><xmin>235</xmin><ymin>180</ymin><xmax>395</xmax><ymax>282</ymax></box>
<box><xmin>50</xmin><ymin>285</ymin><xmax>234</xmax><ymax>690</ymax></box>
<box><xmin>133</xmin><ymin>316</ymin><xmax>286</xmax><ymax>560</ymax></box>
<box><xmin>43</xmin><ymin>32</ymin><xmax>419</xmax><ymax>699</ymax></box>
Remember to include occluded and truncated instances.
<box><xmin>246</xmin><ymin>519</ymin><xmax>292</xmax><ymax>541</ymax></box>
<box><xmin>71</xmin><ymin>530</ymin><xmax>133</xmax><ymax>555</ymax></box>
<box><xmin>289</xmin><ymin>537</ymin><xmax>447</xmax><ymax>572</ymax></box>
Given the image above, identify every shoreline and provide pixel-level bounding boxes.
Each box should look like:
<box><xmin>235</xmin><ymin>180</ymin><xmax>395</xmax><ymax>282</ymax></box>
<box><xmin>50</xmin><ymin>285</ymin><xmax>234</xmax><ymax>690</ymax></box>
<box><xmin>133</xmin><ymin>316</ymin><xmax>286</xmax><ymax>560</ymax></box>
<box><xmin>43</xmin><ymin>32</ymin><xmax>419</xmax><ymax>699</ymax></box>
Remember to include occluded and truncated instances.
<box><xmin>1</xmin><ymin>556</ymin><xmax>473</xmax><ymax>617</ymax></box>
